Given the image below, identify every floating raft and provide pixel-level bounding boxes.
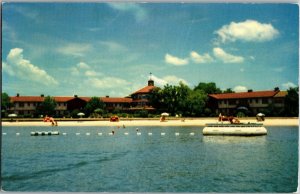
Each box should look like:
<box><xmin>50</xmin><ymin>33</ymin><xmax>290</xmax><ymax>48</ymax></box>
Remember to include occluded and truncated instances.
<box><xmin>31</xmin><ymin>131</ymin><xmax>60</xmax><ymax>136</ymax></box>
<box><xmin>203</xmin><ymin>123</ymin><xmax>267</xmax><ymax>136</ymax></box>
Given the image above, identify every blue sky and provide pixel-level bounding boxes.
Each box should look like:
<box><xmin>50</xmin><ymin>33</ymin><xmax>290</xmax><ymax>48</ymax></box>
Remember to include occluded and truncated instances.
<box><xmin>2</xmin><ymin>3</ymin><xmax>299</xmax><ymax>97</ymax></box>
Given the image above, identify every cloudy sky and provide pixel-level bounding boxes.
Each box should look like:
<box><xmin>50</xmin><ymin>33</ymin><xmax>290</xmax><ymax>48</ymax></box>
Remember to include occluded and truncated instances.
<box><xmin>2</xmin><ymin>3</ymin><xmax>298</xmax><ymax>97</ymax></box>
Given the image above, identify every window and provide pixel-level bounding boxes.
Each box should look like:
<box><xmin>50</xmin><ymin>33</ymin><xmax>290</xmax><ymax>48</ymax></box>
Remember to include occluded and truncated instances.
<box><xmin>274</xmin><ymin>99</ymin><xmax>283</xmax><ymax>104</ymax></box>
<box><xmin>19</xmin><ymin>102</ymin><xmax>24</xmax><ymax>107</ymax></box>
<box><xmin>262</xmin><ymin>98</ymin><xmax>268</xmax><ymax>104</ymax></box>
<box><xmin>228</xmin><ymin>100</ymin><xmax>236</xmax><ymax>105</ymax></box>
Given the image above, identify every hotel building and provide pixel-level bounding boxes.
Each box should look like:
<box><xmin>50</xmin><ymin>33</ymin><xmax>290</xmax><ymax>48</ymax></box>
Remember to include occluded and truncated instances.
<box><xmin>8</xmin><ymin>79</ymin><xmax>156</xmax><ymax>116</ymax></box>
<box><xmin>8</xmin><ymin>77</ymin><xmax>287</xmax><ymax>117</ymax></box>
<box><xmin>208</xmin><ymin>88</ymin><xmax>287</xmax><ymax>115</ymax></box>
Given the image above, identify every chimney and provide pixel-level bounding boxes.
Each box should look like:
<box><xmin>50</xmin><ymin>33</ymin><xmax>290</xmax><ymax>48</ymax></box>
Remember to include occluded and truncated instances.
<box><xmin>274</xmin><ymin>87</ymin><xmax>280</xmax><ymax>92</ymax></box>
<box><xmin>106</xmin><ymin>95</ymin><xmax>109</xmax><ymax>98</ymax></box>
<box><xmin>248</xmin><ymin>89</ymin><xmax>253</xmax><ymax>92</ymax></box>
<box><xmin>16</xmin><ymin>93</ymin><xmax>20</xmax><ymax>97</ymax></box>
<box><xmin>74</xmin><ymin>95</ymin><xmax>78</xmax><ymax>98</ymax></box>
<box><xmin>41</xmin><ymin>94</ymin><xmax>44</xmax><ymax>97</ymax></box>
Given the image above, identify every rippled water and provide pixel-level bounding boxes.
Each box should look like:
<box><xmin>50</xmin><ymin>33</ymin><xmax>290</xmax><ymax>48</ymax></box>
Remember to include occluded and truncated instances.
<box><xmin>1</xmin><ymin>126</ymin><xmax>298</xmax><ymax>192</ymax></box>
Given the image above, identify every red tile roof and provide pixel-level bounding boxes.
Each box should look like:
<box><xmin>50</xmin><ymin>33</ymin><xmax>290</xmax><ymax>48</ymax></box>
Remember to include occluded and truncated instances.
<box><xmin>10</xmin><ymin>96</ymin><xmax>132</xmax><ymax>103</ymax></box>
<box><xmin>10</xmin><ymin>96</ymin><xmax>45</xmax><ymax>102</ymax></box>
<box><xmin>10</xmin><ymin>96</ymin><xmax>81</xmax><ymax>102</ymax></box>
<box><xmin>100</xmin><ymin>97</ymin><xmax>132</xmax><ymax>103</ymax></box>
<box><xmin>274</xmin><ymin>91</ymin><xmax>288</xmax><ymax>98</ymax></box>
<box><xmin>54</xmin><ymin>97</ymin><xmax>76</xmax><ymax>102</ymax></box>
<box><xmin>209</xmin><ymin>90</ymin><xmax>279</xmax><ymax>100</ymax></box>
<box><xmin>131</xmin><ymin>85</ymin><xmax>155</xmax><ymax>95</ymax></box>
<box><xmin>78</xmin><ymin>97</ymin><xmax>91</xmax><ymax>102</ymax></box>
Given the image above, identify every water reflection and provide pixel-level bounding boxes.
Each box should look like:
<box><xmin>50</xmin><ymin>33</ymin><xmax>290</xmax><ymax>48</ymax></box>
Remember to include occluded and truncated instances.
<box><xmin>203</xmin><ymin>135</ymin><xmax>266</xmax><ymax>144</ymax></box>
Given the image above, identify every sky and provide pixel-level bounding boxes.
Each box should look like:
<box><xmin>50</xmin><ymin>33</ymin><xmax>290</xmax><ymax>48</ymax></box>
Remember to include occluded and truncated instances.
<box><xmin>2</xmin><ymin>3</ymin><xmax>299</xmax><ymax>97</ymax></box>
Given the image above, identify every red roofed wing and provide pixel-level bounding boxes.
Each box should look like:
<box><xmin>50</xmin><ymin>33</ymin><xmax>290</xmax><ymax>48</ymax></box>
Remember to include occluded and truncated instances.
<box><xmin>209</xmin><ymin>90</ymin><xmax>279</xmax><ymax>100</ymax></box>
<box><xmin>100</xmin><ymin>97</ymin><xmax>132</xmax><ymax>103</ymax></box>
<box><xmin>10</xmin><ymin>96</ymin><xmax>44</xmax><ymax>102</ymax></box>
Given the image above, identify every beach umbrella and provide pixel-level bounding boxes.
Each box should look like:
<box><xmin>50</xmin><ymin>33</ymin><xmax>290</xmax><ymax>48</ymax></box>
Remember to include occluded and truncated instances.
<box><xmin>8</xmin><ymin>113</ymin><xmax>17</xmax><ymax>117</ymax></box>
<box><xmin>257</xmin><ymin>113</ymin><xmax>265</xmax><ymax>117</ymax></box>
<box><xmin>161</xmin><ymin>112</ymin><xmax>169</xmax><ymax>116</ymax></box>
<box><xmin>77</xmin><ymin>112</ymin><xmax>85</xmax><ymax>118</ymax></box>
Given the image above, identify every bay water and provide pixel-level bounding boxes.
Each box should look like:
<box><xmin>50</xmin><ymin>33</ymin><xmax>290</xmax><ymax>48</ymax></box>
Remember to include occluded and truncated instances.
<box><xmin>1</xmin><ymin>126</ymin><xmax>298</xmax><ymax>192</ymax></box>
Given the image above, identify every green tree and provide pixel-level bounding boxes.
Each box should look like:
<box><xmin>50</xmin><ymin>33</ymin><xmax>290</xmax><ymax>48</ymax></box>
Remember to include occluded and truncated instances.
<box><xmin>176</xmin><ymin>82</ymin><xmax>191</xmax><ymax>113</ymax></box>
<box><xmin>1</xmin><ymin>92</ymin><xmax>12</xmax><ymax>117</ymax></box>
<box><xmin>193</xmin><ymin>82</ymin><xmax>222</xmax><ymax>94</ymax></box>
<box><xmin>284</xmin><ymin>87</ymin><xmax>299</xmax><ymax>116</ymax></box>
<box><xmin>94</xmin><ymin>108</ymin><xmax>104</xmax><ymax>116</ymax></box>
<box><xmin>84</xmin><ymin>97</ymin><xmax>105</xmax><ymax>116</ymax></box>
<box><xmin>36</xmin><ymin>96</ymin><xmax>57</xmax><ymax>116</ymax></box>
<box><xmin>223</xmin><ymin>88</ymin><xmax>235</xmax><ymax>93</ymax></box>
<box><xmin>71</xmin><ymin>109</ymin><xmax>80</xmax><ymax>118</ymax></box>
<box><xmin>160</xmin><ymin>84</ymin><xmax>178</xmax><ymax>115</ymax></box>
<box><xmin>186</xmin><ymin>89</ymin><xmax>208</xmax><ymax>116</ymax></box>
<box><xmin>149</xmin><ymin>87</ymin><xmax>163</xmax><ymax>111</ymax></box>
<box><xmin>150</xmin><ymin>81</ymin><xmax>221</xmax><ymax>117</ymax></box>
<box><xmin>149</xmin><ymin>84</ymin><xmax>182</xmax><ymax>115</ymax></box>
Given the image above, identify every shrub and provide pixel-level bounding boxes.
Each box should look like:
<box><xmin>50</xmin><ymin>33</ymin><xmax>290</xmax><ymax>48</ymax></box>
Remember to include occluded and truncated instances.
<box><xmin>70</xmin><ymin>109</ymin><xmax>80</xmax><ymax>118</ymax></box>
<box><xmin>236</xmin><ymin>112</ymin><xmax>245</xmax><ymax>118</ymax></box>
<box><xmin>23</xmin><ymin>114</ymin><xmax>33</xmax><ymax>118</ymax></box>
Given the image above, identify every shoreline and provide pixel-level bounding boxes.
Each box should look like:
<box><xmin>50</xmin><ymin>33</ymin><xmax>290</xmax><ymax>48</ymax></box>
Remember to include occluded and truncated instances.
<box><xmin>2</xmin><ymin>118</ymin><xmax>299</xmax><ymax>127</ymax></box>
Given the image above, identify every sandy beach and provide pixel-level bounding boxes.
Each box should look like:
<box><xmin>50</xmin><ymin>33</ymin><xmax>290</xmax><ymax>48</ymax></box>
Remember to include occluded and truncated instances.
<box><xmin>2</xmin><ymin>118</ymin><xmax>299</xmax><ymax>127</ymax></box>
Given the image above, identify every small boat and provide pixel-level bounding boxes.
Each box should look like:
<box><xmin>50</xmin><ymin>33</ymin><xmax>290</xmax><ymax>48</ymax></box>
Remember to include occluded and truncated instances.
<box><xmin>203</xmin><ymin>122</ymin><xmax>267</xmax><ymax>136</ymax></box>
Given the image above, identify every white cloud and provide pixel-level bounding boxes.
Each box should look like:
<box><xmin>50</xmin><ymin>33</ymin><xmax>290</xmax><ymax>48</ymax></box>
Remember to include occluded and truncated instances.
<box><xmin>163</xmin><ymin>75</ymin><xmax>189</xmax><ymax>85</ymax></box>
<box><xmin>165</xmin><ymin>53</ymin><xmax>189</xmax><ymax>66</ymax></box>
<box><xmin>57</xmin><ymin>43</ymin><xmax>92</xmax><ymax>57</ymax></box>
<box><xmin>107</xmin><ymin>3</ymin><xmax>147</xmax><ymax>22</ymax></box>
<box><xmin>151</xmin><ymin>75</ymin><xmax>168</xmax><ymax>86</ymax></box>
<box><xmin>98</xmin><ymin>41</ymin><xmax>128</xmax><ymax>52</ymax></box>
<box><xmin>85</xmin><ymin>77</ymin><xmax>130</xmax><ymax>89</ymax></box>
<box><xmin>190</xmin><ymin>51</ymin><xmax>214</xmax><ymax>63</ymax></box>
<box><xmin>216</xmin><ymin>20</ymin><xmax>279</xmax><ymax>43</ymax></box>
<box><xmin>2</xmin><ymin>62</ymin><xmax>15</xmax><ymax>76</ymax></box>
<box><xmin>77</xmin><ymin>62</ymin><xmax>90</xmax><ymax>69</ymax></box>
<box><xmin>71</xmin><ymin>62</ymin><xmax>90</xmax><ymax>76</ymax></box>
<box><xmin>282</xmin><ymin>82</ymin><xmax>297</xmax><ymax>89</ymax></box>
<box><xmin>4</xmin><ymin>48</ymin><xmax>58</xmax><ymax>86</ymax></box>
<box><xmin>71</xmin><ymin>62</ymin><xmax>103</xmax><ymax>78</ymax></box>
<box><xmin>151</xmin><ymin>74</ymin><xmax>189</xmax><ymax>87</ymax></box>
<box><xmin>233</xmin><ymin>85</ymin><xmax>248</xmax><ymax>92</ymax></box>
<box><xmin>85</xmin><ymin>70</ymin><xmax>98</xmax><ymax>77</ymax></box>
<box><xmin>213</xmin><ymin>47</ymin><xmax>244</xmax><ymax>63</ymax></box>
